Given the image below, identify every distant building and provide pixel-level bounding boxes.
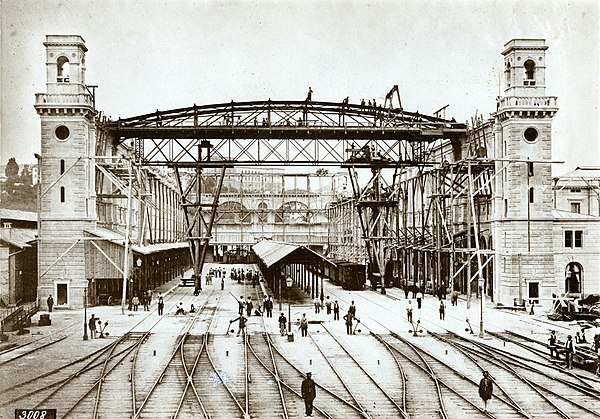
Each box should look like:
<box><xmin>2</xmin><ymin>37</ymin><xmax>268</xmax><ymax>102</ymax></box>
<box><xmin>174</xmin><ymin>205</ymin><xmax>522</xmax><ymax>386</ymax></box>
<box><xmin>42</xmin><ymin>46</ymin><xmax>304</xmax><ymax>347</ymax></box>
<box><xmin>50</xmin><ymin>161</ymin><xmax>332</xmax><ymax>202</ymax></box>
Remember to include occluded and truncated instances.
<box><xmin>552</xmin><ymin>167</ymin><xmax>600</xmax><ymax>297</ymax></box>
<box><xmin>553</xmin><ymin>167</ymin><xmax>600</xmax><ymax>216</ymax></box>
<box><xmin>0</xmin><ymin>209</ymin><xmax>38</xmax><ymax>305</ymax></box>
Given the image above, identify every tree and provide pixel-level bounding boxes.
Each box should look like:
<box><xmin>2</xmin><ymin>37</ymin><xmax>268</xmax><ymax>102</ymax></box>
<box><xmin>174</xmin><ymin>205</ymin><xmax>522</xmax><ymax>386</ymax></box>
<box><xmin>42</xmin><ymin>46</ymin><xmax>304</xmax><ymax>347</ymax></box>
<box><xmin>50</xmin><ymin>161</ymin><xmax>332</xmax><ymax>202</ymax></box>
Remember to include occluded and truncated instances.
<box><xmin>20</xmin><ymin>165</ymin><xmax>32</xmax><ymax>185</ymax></box>
<box><xmin>1</xmin><ymin>157</ymin><xmax>37</xmax><ymax>212</ymax></box>
<box><xmin>5</xmin><ymin>157</ymin><xmax>19</xmax><ymax>178</ymax></box>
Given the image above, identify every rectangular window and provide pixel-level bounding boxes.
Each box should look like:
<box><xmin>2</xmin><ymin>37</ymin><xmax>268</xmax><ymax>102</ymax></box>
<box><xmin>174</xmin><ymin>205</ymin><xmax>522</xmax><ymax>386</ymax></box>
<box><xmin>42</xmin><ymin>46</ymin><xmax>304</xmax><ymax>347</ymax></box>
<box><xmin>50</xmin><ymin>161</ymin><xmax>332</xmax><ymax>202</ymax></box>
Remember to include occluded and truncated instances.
<box><xmin>564</xmin><ymin>230</ymin><xmax>573</xmax><ymax>248</ymax></box>
<box><xmin>60</xmin><ymin>186</ymin><xmax>65</xmax><ymax>203</ymax></box>
<box><xmin>528</xmin><ymin>162</ymin><xmax>534</xmax><ymax>177</ymax></box>
<box><xmin>60</xmin><ymin>159</ymin><xmax>65</xmax><ymax>174</ymax></box>
<box><xmin>574</xmin><ymin>230</ymin><xmax>583</xmax><ymax>248</ymax></box>
<box><xmin>565</xmin><ymin>230</ymin><xmax>583</xmax><ymax>248</ymax></box>
<box><xmin>570</xmin><ymin>202</ymin><xmax>581</xmax><ymax>214</ymax></box>
<box><xmin>528</xmin><ymin>282</ymin><xmax>539</xmax><ymax>304</ymax></box>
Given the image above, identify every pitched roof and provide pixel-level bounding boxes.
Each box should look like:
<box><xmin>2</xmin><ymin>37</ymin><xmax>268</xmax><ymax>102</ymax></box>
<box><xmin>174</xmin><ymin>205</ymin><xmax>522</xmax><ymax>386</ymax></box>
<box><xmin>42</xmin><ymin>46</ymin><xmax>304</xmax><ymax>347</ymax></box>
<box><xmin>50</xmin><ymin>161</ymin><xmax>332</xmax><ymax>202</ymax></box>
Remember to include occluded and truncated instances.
<box><xmin>0</xmin><ymin>227</ymin><xmax>37</xmax><ymax>248</ymax></box>
<box><xmin>0</xmin><ymin>208</ymin><xmax>37</xmax><ymax>223</ymax></box>
<box><xmin>252</xmin><ymin>239</ymin><xmax>334</xmax><ymax>269</ymax></box>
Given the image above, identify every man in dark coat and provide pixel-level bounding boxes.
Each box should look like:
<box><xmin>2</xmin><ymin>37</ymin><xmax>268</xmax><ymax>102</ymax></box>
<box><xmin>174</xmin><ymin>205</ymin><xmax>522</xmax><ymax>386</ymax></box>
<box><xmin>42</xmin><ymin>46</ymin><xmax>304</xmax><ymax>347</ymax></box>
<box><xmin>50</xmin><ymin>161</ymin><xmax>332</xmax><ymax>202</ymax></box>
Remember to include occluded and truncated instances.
<box><xmin>47</xmin><ymin>295</ymin><xmax>54</xmax><ymax>312</ymax></box>
<box><xmin>565</xmin><ymin>335</ymin><xmax>574</xmax><ymax>369</ymax></box>
<box><xmin>478</xmin><ymin>371</ymin><xmax>493</xmax><ymax>412</ymax></box>
<box><xmin>301</xmin><ymin>372</ymin><xmax>316</xmax><ymax>416</ymax></box>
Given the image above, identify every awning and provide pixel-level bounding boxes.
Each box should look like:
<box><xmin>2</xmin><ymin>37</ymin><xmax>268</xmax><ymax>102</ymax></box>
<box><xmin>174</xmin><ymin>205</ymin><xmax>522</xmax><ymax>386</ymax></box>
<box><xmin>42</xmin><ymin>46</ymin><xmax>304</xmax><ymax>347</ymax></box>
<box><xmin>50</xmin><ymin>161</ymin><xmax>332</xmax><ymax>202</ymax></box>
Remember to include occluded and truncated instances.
<box><xmin>252</xmin><ymin>240</ymin><xmax>335</xmax><ymax>269</ymax></box>
<box><xmin>84</xmin><ymin>227</ymin><xmax>188</xmax><ymax>255</ymax></box>
<box><xmin>0</xmin><ymin>228</ymin><xmax>37</xmax><ymax>249</ymax></box>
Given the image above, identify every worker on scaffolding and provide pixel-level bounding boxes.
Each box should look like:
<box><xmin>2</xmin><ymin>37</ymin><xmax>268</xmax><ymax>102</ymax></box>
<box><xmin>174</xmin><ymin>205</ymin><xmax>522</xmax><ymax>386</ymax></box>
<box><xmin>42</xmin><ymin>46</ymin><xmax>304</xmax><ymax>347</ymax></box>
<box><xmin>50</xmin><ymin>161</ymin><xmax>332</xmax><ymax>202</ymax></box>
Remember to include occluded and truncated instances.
<box><xmin>306</xmin><ymin>87</ymin><xmax>313</xmax><ymax>102</ymax></box>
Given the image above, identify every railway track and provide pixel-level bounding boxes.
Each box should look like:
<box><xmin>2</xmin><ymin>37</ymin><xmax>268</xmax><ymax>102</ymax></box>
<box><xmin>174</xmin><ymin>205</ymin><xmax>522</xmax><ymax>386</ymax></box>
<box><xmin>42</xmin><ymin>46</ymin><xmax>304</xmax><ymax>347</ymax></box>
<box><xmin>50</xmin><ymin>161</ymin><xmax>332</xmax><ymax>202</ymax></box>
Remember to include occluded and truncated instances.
<box><xmin>0</xmin><ymin>285</ymin><xmax>201</xmax><ymax>419</ymax></box>
<box><xmin>250</xmin><ymin>333</ymin><xmax>367</xmax><ymax>418</ymax></box>
<box><xmin>485</xmin><ymin>329</ymin><xmax>600</xmax><ymax>389</ymax></box>
<box><xmin>0</xmin><ymin>331</ymin><xmax>149</xmax><ymax>418</ymax></box>
<box><xmin>436</xmin><ymin>331</ymin><xmax>600</xmax><ymax>418</ymax></box>
<box><xmin>308</xmin><ymin>322</ymin><xmax>407</xmax><ymax>418</ymax></box>
<box><xmin>372</xmin><ymin>332</ymin><xmax>497</xmax><ymax>419</ymax></box>
<box><xmin>324</xmin><ymin>286</ymin><xmax>600</xmax><ymax>418</ymax></box>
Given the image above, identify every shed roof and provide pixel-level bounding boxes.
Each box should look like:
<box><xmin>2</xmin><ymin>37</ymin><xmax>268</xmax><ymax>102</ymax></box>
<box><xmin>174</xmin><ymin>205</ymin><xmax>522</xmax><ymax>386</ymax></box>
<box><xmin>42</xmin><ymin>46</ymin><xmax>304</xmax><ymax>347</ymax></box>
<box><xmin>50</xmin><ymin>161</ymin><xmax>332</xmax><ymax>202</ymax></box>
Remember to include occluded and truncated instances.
<box><xmin>252</xmin><ymin>240</ymin><xmax>335</xmax><ymax>269</ymax></box>
<box><xmin>84</xmin><ymin>227</ymin><xmax>188</xmax><ymax>254</ymax></box>
<box><xmin>0</xmin><ymin>209</ymin><xmax>37</xmax><ymax>223</ymax></box>
<box><xmin>552</xmin><ymin>209</ymin><xmax>600</xmax><ymax>221</ymax></box>
<box><xmin>0</xmin><ymin>227</ymin><xmax>37</xmax><ymax>249</ymax></box>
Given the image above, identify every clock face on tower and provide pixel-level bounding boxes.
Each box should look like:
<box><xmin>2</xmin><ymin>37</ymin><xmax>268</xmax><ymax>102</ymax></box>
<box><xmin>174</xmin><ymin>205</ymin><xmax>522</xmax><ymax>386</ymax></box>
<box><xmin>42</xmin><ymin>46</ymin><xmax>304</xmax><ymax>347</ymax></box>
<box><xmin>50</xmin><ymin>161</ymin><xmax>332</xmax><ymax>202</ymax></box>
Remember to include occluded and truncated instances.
<box><xmin>55</xmin><ymin>125</ymin><xmax>70</xmax><ymax>141</ymax></box>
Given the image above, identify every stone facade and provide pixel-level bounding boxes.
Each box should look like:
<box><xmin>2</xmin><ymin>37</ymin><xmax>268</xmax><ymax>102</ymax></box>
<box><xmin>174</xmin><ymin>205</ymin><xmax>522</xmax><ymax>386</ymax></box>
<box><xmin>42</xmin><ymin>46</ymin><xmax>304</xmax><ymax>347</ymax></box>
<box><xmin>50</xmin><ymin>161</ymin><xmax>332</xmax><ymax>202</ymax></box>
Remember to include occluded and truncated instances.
<box><xmin>35</xmin><ymin>35</ymin><xmax>97</xmax><ymax>309</ymax></box>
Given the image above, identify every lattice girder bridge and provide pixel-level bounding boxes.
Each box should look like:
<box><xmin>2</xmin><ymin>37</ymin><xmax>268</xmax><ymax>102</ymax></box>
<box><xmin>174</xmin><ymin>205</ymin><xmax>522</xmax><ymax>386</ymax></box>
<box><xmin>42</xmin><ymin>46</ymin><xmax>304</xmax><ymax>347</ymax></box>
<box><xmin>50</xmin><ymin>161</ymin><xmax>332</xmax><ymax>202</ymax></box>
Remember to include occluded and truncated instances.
<box><xmin>101</xmin><ymin>99</ymin><xmax>466</xmax><ymax>291</ymax></box>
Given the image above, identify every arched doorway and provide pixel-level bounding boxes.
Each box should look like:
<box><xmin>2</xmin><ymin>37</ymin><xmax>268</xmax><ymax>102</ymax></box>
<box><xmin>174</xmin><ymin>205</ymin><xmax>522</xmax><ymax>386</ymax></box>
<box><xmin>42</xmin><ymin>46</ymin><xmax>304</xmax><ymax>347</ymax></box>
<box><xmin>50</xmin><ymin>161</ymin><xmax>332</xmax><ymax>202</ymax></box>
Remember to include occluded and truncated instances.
<box><xmin>564</xmin><ymin>262</ymin><xmax>582</xmax><ymax>294</ymax></box>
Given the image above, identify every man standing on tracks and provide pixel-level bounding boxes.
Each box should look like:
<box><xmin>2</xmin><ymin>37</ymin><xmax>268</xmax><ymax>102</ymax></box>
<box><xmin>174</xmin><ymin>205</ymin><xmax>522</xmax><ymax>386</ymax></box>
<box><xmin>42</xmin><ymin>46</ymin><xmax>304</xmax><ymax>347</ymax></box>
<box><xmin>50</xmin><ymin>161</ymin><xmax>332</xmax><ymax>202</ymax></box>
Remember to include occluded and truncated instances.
<box><xmin>299</xmin><ymin>313</ymin><xmax>309</xmax><ymax>337</ymax></box>
<box><xmin>325</xmin><ymin>296</ymin><xmax>332</xmax><ymax>315</ymax></box>
<box><xmin>88</xmin><ymin>314</ymin><xmax>97</xmax><ymax>339</ymax></box>
<box><xmin>478</xmin><ymin>370</ymin><xmax>493</xmax><ymax>412</ymax></box>
<box><xmin>266</xmin><ymin>296</ymin><xmax>274</xmax><ymax>318</ymax></box>
<box><xmin>238</xmin><ymin>296</ymin><xmax>245</xmax><ymax>315</ymax></box>
<box><xmin>333</xmin><ymin>300</ymin><xmax>340</xmax><ymax>320</ymax></box>
<box><xmin>348</xmin><ymin>301</ymin><xmax>356</xmax><ymax>318</ymax></box>
<box><xmin>548</xmin><ymin>330</ymin><xmax>558</xmax><ymax>358</ymax></box>
<box><xmin>233</xmin><ymin>315</ymin><xmax>247</xmax><ymax>337</ymax></box>
<box><xmin>406</xmin><ymin>300</ymin><xmax>413</xmax><ymax>323</ymax></box>
<box><xmin>157</xmin><ymin>295</ymin><xmax>164</xmax><ymax>315</ymax></box>
<box><xmin>246</xmin><ymin>297</ymin><xmax>253</xmax><ymax>317</ymax></box>
<box><xmin>343</xmin><ymin>312</ymin><xmax>353</xmax><ymax>335</ymax></box>
<box><xmin>565</xmin><ymin>335</ymin><xmax>574</xmax><ymax>369</ymax></box>
<box><xmin>279</xmin><ymin>312</ymin><xmax>287</xmax><ymax>336</ymax></box>
<box><xmin>439</xmin><ymin>300</ymin><xmax>445</xmax><ymax>320</ymax></box>
<box><xmin>416</xmin><ymin>290</ymin><xmax>423</xmax><ymax>309</ymax></box>
<box><xmin>301</xmin><ymin>372</ymin><xmax>316</xmax><ymax>416</ymax></box>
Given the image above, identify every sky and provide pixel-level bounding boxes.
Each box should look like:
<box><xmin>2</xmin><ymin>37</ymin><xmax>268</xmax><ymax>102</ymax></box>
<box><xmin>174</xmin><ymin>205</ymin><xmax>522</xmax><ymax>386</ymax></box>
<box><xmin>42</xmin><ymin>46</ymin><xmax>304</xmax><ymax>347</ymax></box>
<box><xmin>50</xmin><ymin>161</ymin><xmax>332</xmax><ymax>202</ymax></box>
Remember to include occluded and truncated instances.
<box><xmin>1</xmin><ymin>0</ymin><xmax>598</xmax><ymax>176</ymax></box>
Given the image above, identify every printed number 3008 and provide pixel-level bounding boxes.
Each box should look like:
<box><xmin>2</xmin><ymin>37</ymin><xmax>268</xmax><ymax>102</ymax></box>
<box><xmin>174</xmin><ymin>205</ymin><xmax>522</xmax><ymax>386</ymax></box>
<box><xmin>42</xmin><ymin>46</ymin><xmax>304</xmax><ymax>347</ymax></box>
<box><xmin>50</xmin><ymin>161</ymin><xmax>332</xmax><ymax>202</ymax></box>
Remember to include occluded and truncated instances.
<box><xmin>16</xmin><ymin>410</ymin><xmax>54</xmax><ymax>419</ymax></box>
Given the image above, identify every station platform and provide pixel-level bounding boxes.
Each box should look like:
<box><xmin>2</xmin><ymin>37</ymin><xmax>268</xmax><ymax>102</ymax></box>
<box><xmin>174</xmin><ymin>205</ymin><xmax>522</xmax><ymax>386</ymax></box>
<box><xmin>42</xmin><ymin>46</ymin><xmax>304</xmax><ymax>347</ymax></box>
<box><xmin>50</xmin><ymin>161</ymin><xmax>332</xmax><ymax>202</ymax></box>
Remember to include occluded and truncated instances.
<box><xmin>5</xmin><ymin>262</ymin><xmax>597</xmax><ymax>357</ymax></box>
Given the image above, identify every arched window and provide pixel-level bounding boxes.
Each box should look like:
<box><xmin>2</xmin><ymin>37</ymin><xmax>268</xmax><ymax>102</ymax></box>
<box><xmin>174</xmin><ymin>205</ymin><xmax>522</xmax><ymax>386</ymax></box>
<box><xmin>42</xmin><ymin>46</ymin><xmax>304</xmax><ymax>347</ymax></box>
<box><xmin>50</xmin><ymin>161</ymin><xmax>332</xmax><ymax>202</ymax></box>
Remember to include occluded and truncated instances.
<box><xmin>217</xmin><ymin>201</ymin><xmax>250</xmax><ymax>223</ymax></box>
<box><xmin>60</xmin><ymin>159</ymin><xmax>65</xmax><ymax>174</ymax></box>
<box><xmin>565</xmin><ymin>262</ymin><xmax>582</xmax><ymax>294</ymax></box>
<box><xmin>57</xmin><ymin>56</ymin><xmax>70</xmax><ymax>83</ymax></box>
<box><xmin>258</xmin><ymin>202</ymin><xmax>268</xmax><ymax>223</ymax></box>
<box><xmin>529</xmin><ymin>187</ymin><xmax>534</xmax><ymax>203</ymax></box>
<box><xmin>276</xmin><ymin>201</ymin><xmax>311</xmax><ymax>224</ymax></box>
<box><xmin>505</xmin><ymin>61</ymin><xmax>511</xmax><ymax>87</ymax></box>
<box><xmin>524</xmin><ymin>59</ymin><xmax>536</xmax><ymax>85</ymax></box>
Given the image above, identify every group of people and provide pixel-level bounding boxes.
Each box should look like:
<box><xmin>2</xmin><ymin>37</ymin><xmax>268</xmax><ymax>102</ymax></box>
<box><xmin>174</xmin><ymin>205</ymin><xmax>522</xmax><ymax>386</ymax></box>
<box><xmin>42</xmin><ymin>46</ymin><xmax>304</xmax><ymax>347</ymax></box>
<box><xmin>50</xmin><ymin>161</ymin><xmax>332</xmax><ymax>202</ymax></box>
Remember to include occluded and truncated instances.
<box><xmin>548</xmin><ymin>328</ymin><xmax>591</xmax><ymax>370</ymax></box>
<box><xmin>130</xmin><ymin>290</ymin><xmax>153</xmax><ymax>311</ymax></box>
<box><xmin>230</xmin><ymin>267</ymin><xmax>260</xmax><ymax>286</ymax></box>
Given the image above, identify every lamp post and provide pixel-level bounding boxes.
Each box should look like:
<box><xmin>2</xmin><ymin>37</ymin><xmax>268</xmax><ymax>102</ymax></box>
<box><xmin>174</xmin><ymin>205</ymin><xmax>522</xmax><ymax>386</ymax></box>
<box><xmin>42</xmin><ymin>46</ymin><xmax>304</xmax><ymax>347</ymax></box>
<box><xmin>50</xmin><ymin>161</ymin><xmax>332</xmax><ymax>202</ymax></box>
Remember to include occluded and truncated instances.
<box><xmin>136</xmin><ymin>257</ymin><xmax>143</xmax><ymax>296</ymax></box>
<box><xmin>286</xmin><ymin>276</ymin><xmax>293</xmax><ymax>334</ymax></box>
<box><xmin>83</xmin><ymin>283</ymin><xmax>88</xmax><ymax>340</ymax></box>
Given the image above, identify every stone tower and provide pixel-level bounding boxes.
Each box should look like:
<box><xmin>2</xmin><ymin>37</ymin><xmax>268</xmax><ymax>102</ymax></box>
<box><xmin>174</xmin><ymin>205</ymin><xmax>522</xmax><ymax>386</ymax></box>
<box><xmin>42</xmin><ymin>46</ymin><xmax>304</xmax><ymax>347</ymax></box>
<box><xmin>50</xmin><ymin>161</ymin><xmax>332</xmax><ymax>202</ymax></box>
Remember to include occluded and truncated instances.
<box><xmin>493</xmin><ymin>39</ymin><xmax>558</xmax><ymax>307</ymax></box>
<box><xmin>34</xmin><ymin>35</ymin><xmax>97</xmax><ymax>309</ymax></box>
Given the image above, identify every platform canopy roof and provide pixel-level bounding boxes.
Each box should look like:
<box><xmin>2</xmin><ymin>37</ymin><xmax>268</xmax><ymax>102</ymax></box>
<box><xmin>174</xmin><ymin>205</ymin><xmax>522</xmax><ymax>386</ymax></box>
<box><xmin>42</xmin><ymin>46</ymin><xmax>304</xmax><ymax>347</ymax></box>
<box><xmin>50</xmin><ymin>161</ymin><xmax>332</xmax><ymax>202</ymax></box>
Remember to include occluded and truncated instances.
<box><xmin>84</xmin><ymin>227</ymin><xmax>188</xmax><ymax>254</ymax></box>
<box><xmin>252</xmin><ymin>240</ymin><xmax>335</xmax><ymax>269</ymax></box>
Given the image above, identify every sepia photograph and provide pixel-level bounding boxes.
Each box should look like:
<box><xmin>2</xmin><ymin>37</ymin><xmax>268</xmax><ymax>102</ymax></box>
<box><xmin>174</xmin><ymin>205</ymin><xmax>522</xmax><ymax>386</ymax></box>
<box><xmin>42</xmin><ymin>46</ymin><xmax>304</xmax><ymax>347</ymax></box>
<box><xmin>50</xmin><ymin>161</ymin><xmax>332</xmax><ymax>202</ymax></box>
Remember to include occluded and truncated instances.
<box><xmin>1</xmin><ymin>0</ymin><xmax>599</xmax><ymax>417</ymax></box>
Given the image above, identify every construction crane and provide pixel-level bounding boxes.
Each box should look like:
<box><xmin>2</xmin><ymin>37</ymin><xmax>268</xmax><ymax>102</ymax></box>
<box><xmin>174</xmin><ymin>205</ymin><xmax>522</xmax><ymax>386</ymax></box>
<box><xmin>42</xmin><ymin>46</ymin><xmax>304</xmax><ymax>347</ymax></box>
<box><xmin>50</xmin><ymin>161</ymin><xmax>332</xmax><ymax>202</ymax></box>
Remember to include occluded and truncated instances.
<box><xmin>384</xmin><ymin>85</ymin><xmax>403</xmax><ymax>111</ymax></box>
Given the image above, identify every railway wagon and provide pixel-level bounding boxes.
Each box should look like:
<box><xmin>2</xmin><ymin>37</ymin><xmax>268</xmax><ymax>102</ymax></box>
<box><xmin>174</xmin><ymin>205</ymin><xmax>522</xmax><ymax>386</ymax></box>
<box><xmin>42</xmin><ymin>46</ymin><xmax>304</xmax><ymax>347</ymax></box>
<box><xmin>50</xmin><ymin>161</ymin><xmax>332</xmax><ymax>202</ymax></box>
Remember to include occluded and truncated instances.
<box><xmin>329</xmin><ymin>261</ymin><xmax>366</xmax><ymax>290</ymax></box>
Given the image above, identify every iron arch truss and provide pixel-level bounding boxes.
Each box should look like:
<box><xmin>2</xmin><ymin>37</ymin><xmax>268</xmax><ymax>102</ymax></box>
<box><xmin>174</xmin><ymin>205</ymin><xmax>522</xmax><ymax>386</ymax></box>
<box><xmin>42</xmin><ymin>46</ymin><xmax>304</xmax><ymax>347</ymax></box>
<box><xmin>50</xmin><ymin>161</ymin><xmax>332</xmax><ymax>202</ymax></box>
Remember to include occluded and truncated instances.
<box><xmin>107</xmin><ymin>100</ymin><xmax>466</xmax><ymax>167</ymax></box>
